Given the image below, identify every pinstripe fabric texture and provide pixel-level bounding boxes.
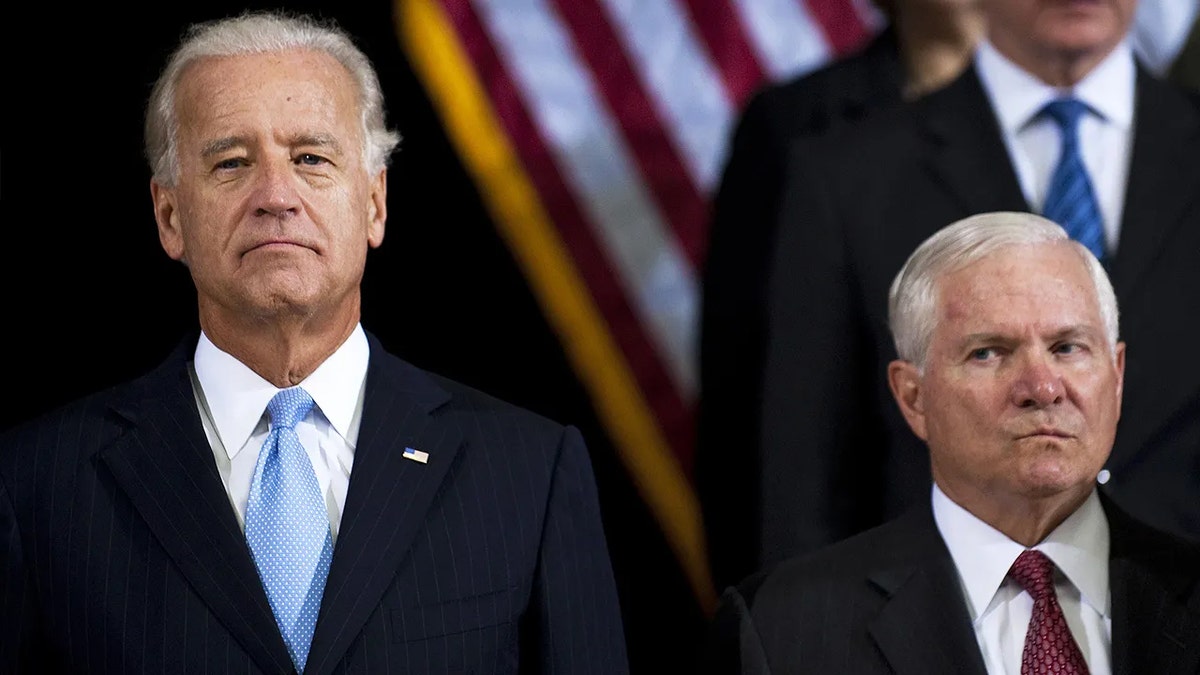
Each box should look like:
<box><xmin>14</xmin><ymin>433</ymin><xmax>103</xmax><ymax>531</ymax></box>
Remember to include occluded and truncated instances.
<box><xmin>701</xmin><ymin>499</ymin><xmax>1200</xmax><ymax>675</ymax></box>
<box><xmin>0</xmin><ymin>332</ymin><xmax>628</xmax><ymax>674</ymax></box>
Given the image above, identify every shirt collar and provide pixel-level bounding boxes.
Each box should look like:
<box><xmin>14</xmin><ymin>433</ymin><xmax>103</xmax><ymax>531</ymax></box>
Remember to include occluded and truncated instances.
<box><xmin>933</xmin><ymin>484</ymin><xmax>1110</xmax><ymax>624</ymax></box>
<box><xmin>193</xmin><ymin>324</ymin><xmax>371</xmax><ymax>459</ymax></box>
<box><xmin>975</xmin><ymin>37</ymin><xmax>1135</xmax><ymax>135</ymax></box>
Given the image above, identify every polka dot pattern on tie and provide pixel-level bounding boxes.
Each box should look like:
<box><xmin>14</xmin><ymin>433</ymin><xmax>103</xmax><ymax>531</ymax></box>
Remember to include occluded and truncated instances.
<box><xmin>245</xmin><ymin>387</ymin><xmax>333</xmax><ymax>673</ymax></box>
<box><xmin>1008</xmin><ymin>549</ymin><xmax>1090</xmax><ymax>675</ymax></box>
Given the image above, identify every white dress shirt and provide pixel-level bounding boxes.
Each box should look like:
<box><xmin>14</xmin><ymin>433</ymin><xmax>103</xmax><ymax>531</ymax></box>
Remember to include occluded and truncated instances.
<box><xmin>1133</xmin><ymin>0</ymin><xmax>1200</xmax><ymax>76</ymax></box>
<box><xmin>191</xmin><ymin>324</ymin><xmax>369</xmax><ymax>540</ymax></box>
<box><xmin>975</xmin><ymin>37</ymin><xmax>1136</xmax><ymax>255</ymax></box>
<box><xmin>933</xmin><ymin>484</ymin><xmax>1112</xmax><ymax>675</ymax></box>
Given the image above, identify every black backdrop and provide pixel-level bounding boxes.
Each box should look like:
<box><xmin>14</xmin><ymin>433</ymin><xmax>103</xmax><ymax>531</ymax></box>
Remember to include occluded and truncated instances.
<box><xmin>3</xmin><ymin>1</ymin><xmax>708</xmax><ymax>670</ymax></box>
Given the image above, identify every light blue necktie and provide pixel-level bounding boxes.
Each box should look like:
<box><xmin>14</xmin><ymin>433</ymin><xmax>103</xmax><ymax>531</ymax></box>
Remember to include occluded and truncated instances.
<box><xmin>1041</xmin><ymin>97</ymin><xmax>1107</xmax><ymax>265</ymax></box>
<box><xmin>245</xmin><ymin>387</ymin><xmax>333</xmax><ymax>673</ymax></box>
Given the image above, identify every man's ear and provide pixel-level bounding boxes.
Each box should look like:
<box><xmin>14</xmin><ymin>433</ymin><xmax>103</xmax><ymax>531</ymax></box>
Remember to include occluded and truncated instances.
<box><xmin>151</xmin><ymin>180</ymin><xmax>186</xmax><ymax>262</ymax></box>
<box><xmin>887</xmin><ymin>359</ymin><xmax>928</xmax><ymax>441</ymax></box>
<box><xmin>367</xmin><ymin>169</ymin><xmax>387</xmax><ymax>248</ymax></box>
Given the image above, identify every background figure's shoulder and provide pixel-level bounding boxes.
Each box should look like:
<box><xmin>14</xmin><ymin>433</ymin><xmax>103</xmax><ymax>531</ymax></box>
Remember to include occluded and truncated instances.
<box><xmin>745</xmin><ymin>27</ymin><xmax>903</xmax><ymax>143</ymax></box>
<box><xmin>774</xmin><ymin>90</ymin><xmax>923</xmax><ymax>211</ymax></box>
<box><xmin>801</xmin><ymin>57</ymin><xmax>997</xmax><ymax>165</ymax></box>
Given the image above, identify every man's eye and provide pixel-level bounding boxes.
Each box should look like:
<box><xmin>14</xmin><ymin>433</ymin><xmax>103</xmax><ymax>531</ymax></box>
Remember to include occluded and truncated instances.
<box><xmin>1054</xmin><ymin>343</ymin><xmax>1081</xmax><ymax>355</ymax></box>
<box><xmin>214</xmin><ymin>157</ymin><xmax>247</xmax><ymax>170</ymax></box>
<box><xmin>969</xmin><ymin>347</ymin><xmax>996</xmax><ymax>361</ymax></box>
<box><xmin>296</xmin><ymin>154</ymin><xmax>329</xmax><ymax>166</ymax></box>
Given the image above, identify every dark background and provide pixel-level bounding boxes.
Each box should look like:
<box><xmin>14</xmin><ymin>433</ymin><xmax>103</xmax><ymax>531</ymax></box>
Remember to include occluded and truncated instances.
<box><xmin>3</xmin><ymin>0</ymin><xmax>709</xmax><ymax>670</ymax></box>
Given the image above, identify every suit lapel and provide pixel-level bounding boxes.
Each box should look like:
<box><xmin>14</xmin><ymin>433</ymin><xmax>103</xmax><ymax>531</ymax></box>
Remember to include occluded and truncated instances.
<box><xmin>305</xmin><ymin>337</ymin><xmax>463</xmax><ymax>675</ymax></box>
<box><xmin>97</xmin><ymin>341</ymin><xmax>294</xmax><ymax>674</ymax></box>
<box><xmin>867</xmin><ymin>512</ymin><xmax>989</xmax><ymax>675</ymax></box>
<box><xmin>1107</xmin><ymin>499</ymin><xmax>1200</xmax><ymax>675</ymax></box>
<box><xmin>916</xmin><ymin>66</ymin><xmax>1030</xmax><ymax>217</ymax></box>
<box><xmin>1110</xmin><ymin>67</ymin><xmax>1200</xmax><ymax>306</ymax></box>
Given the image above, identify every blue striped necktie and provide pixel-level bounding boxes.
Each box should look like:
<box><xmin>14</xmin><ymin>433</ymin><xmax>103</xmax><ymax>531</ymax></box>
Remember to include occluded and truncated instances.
<box><xmin>1040</xmin><ymin>98</ymin><xmax>1107</xmax><ymax>264</ymax></box>
<box><xmin>245</xmin><ymin>387</ymin><xmax>333</xmax><ymax>673</ymax></box>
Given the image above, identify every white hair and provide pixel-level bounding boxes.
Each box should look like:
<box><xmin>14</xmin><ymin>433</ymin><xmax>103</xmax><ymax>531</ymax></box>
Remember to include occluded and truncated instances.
<box><xmin>887</xmin><ymin>211</ymin><xmax>1119</xmax><ymax>369</ymax></box>
<box><xmin>144</xmin><ymin>10</ymin><xmax>401</xmax><ymax>186</ymax></box>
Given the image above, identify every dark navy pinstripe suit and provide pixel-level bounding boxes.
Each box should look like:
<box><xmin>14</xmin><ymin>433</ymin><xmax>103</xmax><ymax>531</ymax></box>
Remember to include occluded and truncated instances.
<box><xmin>0</xmin><ymin>332</ymin><xmax>628</xmax><ymax>674</ymax></box>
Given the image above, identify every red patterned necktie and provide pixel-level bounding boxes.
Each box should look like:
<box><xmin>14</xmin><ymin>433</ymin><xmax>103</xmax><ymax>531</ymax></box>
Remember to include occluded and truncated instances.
<box><xmin>1008</xmin><ymin>549</ymin><xmax>1091</xmax><ymax>675</ymax></box>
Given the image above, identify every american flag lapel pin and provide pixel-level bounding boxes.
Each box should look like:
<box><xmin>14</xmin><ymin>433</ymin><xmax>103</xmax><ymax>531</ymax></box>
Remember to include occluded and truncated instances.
<box><xmin>403</xmin><ymin>446</ymin><xmax>430</xmax><ymax>464</ymax></box>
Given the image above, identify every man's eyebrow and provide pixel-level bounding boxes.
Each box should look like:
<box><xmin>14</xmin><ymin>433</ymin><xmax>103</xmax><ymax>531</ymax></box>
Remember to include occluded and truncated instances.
<box><xmin>290</xmin><ymin>133</ymin><xmax>343</xmax><ymax>154</ymax></box>
<box><xmin>200</xmin><ymin>136</ymin><xmax>249</xmax><ymax>158</ymax></box>
<box><xmin>1047</xmin><ymin>325</ymin><xmax>1103</xmax><ymax>342</ymax></box>
<box><xmin>958</xmin><ymin>326</ymin><xmax>1101</xmax><ymax>345</ymax></box>
<box><xmin>198</xmin><ymin>134</ymin><xmax>345</xmax><ymax>159</ymax></box>
<box><xmin>958</xmin><ymin>332</ymin><xmax>1012</xmax><ymax>345</ymax></box>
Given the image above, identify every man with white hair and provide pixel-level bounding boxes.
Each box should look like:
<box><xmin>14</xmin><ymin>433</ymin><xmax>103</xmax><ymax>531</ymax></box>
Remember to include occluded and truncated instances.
<box><xmin>704</xmin><ymin>212</ymin><xmax>1200</xmax><ymax>674</ymax></box>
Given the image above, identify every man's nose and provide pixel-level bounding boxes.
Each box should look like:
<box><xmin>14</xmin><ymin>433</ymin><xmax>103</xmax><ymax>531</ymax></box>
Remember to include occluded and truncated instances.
<box><xmin>1010</xmin><ymin>351</ymin><xmax>1065</xmax><ymax>409</ymax></box>
<box><xmin>250</xmin><ymin>161</ymin><xmax>302</xmax><ymax>219</ymax></box>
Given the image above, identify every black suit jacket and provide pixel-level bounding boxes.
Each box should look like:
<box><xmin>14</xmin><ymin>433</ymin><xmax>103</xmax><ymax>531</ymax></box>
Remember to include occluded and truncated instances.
<box><xmin>1169</xmin><ymin>12</ymin><xmax>1200</xmax><ymax>90</ymax></box>
<box><xmin>756</xmin><ymin>63</ymin><xmax>1200</xmax><ymax>567</ymax></box>
<box><xmin>0</xmin><ymin>331</ymin><xmax>628</xmax><ymax>674</ymax></box>
<box><xmin>698</xmin><ymin>28</ymin><xmax>904</xmax><ymax>590</ymax></box>
<box><xmin>704</xmin><ymin>495</ymin><xmax>1200</xmax><ymax>674</ymax></box>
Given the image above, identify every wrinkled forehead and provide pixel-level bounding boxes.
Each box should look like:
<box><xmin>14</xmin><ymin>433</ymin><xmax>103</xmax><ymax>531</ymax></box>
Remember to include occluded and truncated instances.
<box><xmin>179</xmin><ymin>47</ymin><xmax>355</xmax><ymax>94</ymax></box>
<box><xmin>173</xmin><ymin>49</ymin><xmax>363</xmax><ymax>143</ymax></box>
<box><xmin>934</xmin><ymin>242</ymin><xmax>1103</xmax><ymax>329</ymax></box>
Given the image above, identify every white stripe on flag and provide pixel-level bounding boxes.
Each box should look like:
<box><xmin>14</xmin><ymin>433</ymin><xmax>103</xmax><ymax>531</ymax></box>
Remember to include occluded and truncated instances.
<box><xmin>475</xmin><ymin>0</ymin><xmax>699</xmax><ymax>399</ymax></box>
<box><xmin>598</xmin><ymin>0</ymin><xmax>735</xmax><ymax>193</ymax></box>
<box><xmin>732</xmin><ymin>0</ymin><xmax>832</xmax><ymax>81</ymax></box>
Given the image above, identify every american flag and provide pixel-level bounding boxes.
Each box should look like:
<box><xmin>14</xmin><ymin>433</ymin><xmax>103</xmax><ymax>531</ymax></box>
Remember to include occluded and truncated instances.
<box><xmin>396</xmin><ymin>0</ymin><xmax>883</xmax><ymax>610</ymax></box>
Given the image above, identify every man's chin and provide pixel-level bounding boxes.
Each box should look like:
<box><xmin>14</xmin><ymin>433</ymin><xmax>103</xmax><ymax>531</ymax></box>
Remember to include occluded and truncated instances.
<box><xmin>1017</xmin><ymin>464</ymin><xmax>1094</xmax><ymax>501</ymax></box>
<box><xmin>233</xmin><ymin>285</ymin><xmax>323</xmax><ymax>320</ymax></box>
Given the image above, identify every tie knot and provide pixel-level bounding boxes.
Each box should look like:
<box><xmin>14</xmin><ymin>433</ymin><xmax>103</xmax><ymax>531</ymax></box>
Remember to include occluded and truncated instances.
<box><xmin>1041</xmin><ymin>97</ymin><xmax>1091</xmax><ymax>133</ymax></box>
<box><xmin>266</xmin><ymin>387</ymin><xmax>315</xmax><ymax>431</ymax></box>
<box><xmin>1008</xmin><ymin>549</ymin><xmax>1058</xmax><ymax>600</ymax></box>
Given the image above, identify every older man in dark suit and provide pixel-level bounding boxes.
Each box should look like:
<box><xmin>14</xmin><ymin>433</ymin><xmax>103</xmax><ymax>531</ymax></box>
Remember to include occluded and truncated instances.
<box><xmin>0</xmin><ymin>11</ymin><xmax>626</xmax><ymax>674</ymax></box>
<box><xmin>706</xmin><ymin>212</ymin><xmax>1200</xmax><ymax>674</ymax></box>
<box><xmin>756</xmin><ymin>0</ymin><xmax>1200</xmax><ymax>570</ymax></box>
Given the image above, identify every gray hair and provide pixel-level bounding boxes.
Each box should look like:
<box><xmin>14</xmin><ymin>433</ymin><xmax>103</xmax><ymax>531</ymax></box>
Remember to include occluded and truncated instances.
<box><xmin>144</xmin><ymin>10</ymin><xmax>402</xmax><ymax>186</ymax></box>
<box><xmin>887</xmin><ymin>211</ymin><xmax>1119</xmax><ymax>369</ymax></box>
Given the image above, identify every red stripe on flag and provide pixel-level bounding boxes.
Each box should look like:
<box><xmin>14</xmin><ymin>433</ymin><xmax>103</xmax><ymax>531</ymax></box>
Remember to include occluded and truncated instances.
<box><xmin>800</xmin><ymin>0</ymin><xmax>872</xmax><ymax>56</ymax></box>
<box><xmin>678</xmin><ymin>0</ymin><xmax>768</xmax><ymax>110</ymax></box>
<box><xmin>440</xmin><ymin>0</ymin><xmax>697</xmax><ymax>471</ymax></box>
<box><xmin>548</xmin><ymin>0</ymin><xmax>709</xmax><ymax>268</ymax></box>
